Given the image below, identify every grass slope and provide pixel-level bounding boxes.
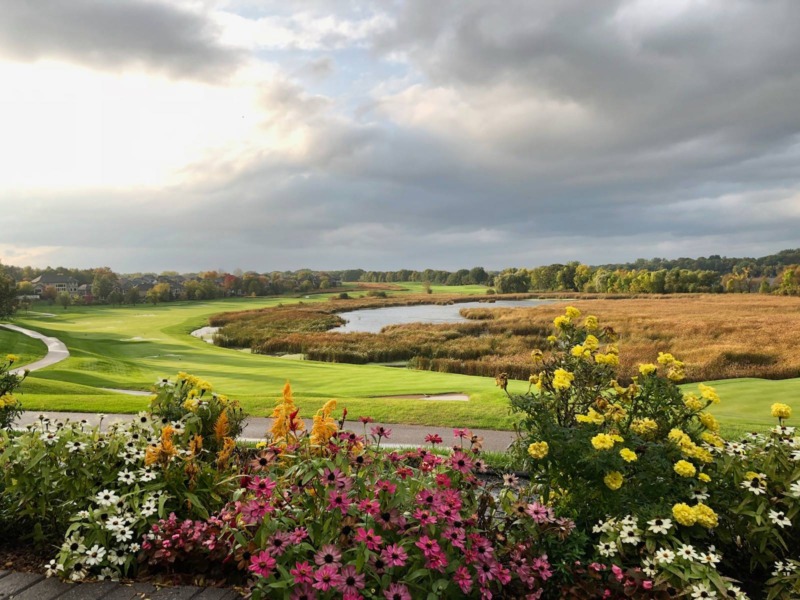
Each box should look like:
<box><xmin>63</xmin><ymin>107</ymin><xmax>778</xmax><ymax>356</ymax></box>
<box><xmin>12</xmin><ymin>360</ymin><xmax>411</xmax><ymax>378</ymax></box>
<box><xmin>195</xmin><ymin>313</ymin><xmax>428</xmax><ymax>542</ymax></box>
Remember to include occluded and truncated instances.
<box><xmin>7</xmin><ymin>294</ymin><xmax>800</xmax><ymax>433</ymax></box>
<box><xmin>0</xmin><ymin>327</ymin><xmax>48</xmax><ymax>367</ymax></box>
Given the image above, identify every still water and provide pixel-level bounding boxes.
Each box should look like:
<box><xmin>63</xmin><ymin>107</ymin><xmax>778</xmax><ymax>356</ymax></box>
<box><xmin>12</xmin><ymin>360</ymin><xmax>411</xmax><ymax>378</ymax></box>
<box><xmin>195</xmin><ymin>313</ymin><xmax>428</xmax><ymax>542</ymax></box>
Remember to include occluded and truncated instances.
<box><xmin>332</xmin><ymin>299</ymin><xmax>554</xmax><ymax>333</ymax></box>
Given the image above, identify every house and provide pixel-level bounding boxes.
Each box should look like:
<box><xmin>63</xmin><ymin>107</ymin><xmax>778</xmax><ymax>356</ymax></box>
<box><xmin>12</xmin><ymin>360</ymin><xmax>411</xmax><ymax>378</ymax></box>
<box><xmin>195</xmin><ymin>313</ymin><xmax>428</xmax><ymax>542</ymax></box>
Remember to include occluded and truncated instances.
<box><xmin>31</xmin><ymin>274</ymin><xmax>79</xmax><ymax>295</ymax></box>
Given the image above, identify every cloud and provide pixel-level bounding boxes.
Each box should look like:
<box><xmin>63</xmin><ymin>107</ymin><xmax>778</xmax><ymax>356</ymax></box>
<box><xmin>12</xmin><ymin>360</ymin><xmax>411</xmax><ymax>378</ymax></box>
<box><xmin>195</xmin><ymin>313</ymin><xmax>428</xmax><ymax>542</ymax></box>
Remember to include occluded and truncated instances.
<box><xmin>2</xmin><ymin>0</ymin><xmax>800</xmax><ymax>271</ymax></box>
<box><xmin>0</xmin><ymin>0</ymin><xmax>244</xmax><ymax>81</ymax></box>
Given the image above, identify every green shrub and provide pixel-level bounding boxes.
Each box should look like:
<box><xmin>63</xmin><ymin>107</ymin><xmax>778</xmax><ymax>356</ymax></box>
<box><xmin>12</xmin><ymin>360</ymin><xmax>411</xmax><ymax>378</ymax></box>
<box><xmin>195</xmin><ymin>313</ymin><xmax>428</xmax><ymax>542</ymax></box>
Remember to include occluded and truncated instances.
<box><xmin>0</xmin><ymin>354</ymin><xmax>26</xmax><ymax>430</ymax></box>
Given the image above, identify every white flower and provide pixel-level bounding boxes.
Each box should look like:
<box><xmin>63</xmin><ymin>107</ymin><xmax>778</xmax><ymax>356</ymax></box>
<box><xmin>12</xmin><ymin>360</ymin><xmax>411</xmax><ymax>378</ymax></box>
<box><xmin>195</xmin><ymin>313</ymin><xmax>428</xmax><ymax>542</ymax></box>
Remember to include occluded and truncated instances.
<box><xmin>699</xmin><ymin>550</ymin><xmax>721</xmax><ymax>565</ymax></box>
<box><xmin>70</xmin><ymin>565</ymin><xmax>88</xmax><ymax>582</ymax></box>
<box><xmin>114</xmin><ymin>528</ymin><xmax>134</xmax><ymax>543</ymax></box>
<box><xmin>787</xmin><ymin>480</ymin><xmax>800</xmax><ymax>498</ymax></box>
<box><xmin>597</xmin><ymin>541</ymin><xmax>617</xmax><ymax>557</ymax></box>
<box><xmin>96</xmin><ymin>489</ymin><xmax>119</xmax><ymax>507</ymax></box>
<box><xmin>138</xmin><ymin>467</ymin><xmax>157</xmax><ymax>482</ymax></box>
<box><xmin>136</xmin><ymin>411</ymin><xmax>152</xmax><ymax>425</ymax></box>
<box><xmin>99</xmin><ymin>567</ymin><xmax>119</xmax><ymax>581</ymax></box>
<box><xmin>619</xmin><ymin>526</ymin><xmax>641</xmax><ymax>545</ymax></box>
<box><xmin>647</xmin><ymin>518</ymin><xmax>672</xmax><ymax>535</ymax></box>
<box><xmin>592</xmin><ymin>518</ymin><xmax>615</xmax><ymax>534</ymax></box>
<box><xmin>769</xmin><ymin>510</ymin><xmax>792</xmax><ymax>528</ymax></box>
<box><xmin>76</xmin><ymin>510</ymin><xmax>90</xmax><ymax>520</ymax></box>
<box><xmin>620</xmin><ymin>515</ymin><xmax>637</xmax><ymax>527</ymax></box>
<box><xmin>740</xmin><ymin>479</ymin><xmax>766</xmax><ymax>496</ymax></box>
<box><xmin>171</xmin><ymin>420</ymin><xmax>185</xmax><ymax>434</ymax></box>
<box><xmin>128</xmin><ymin>542</ymin><xmax>141</xmax><ymax>553</ymax></box>
<box><xmin>726</xmin><ymin>585</ymin><xmax>749</xmax><ymax>600</ymax></box>
<box><xmin>107</xmin><ymin>549</ymin><xmax>126</xmax><ymax>566</ymax></box>
<box><xmin>117</xmin><ymin>470</ymin><xmax>136</xmax><ymax>485</ymax></box>
<box><xmin>62</xmin><ymin>535</ymin><xmax>86</xmax><ymax>555</ymax></box>
<box><xmin>773</xmin><ymin>561</ymin><xmax>798</xmax><ymax>577</ymax></box>
<box><xmin>654</xmin><ymin>548</ymin><xmax>675</xmax><ymax>564</ymax></box>
<box><xmin>66</xmin><ymin>441</ymin><xmax>87</xmax><ymax>453</ymax></box>
<box><xmin>772</xmin><ymin>425</ymin><xmax>795</xmax><ymax>436</ymax></box>
<box><xmin>45</xmin><ymin>559</ymin><xmax>64</xmax><ymax>578</ymax></box>
<box><xmin>85</xmin><ymin>545</ymin><xmax>106</xmax><ymax>566</ymax></box>
<box><xmin>106</xmin><ymin>516</ymin><xmax>126</xmax><ymax>531</ymax></box>
<box><xmin>692</xmin><ymin>488</ymin><xmax>710</xmax><ymax>502</ymax></box>
<box><xmin>641</xmin><ymin>558</ymin><xmax>656</xmax><ymax>577</ymax></box>
<box><xmin>40</xmin><ymin>432</ymin><xmax>58</xmax><ymax>445</ymax></box>
<box><xmin>790</xmin><ymin>449</ymin><xmax>800</xmax><ymax>461</ymax></box>
<box><xmin>690</xmin><ymin>583</ymin><xmax>716</xmax><ymax>599</ymax></box>
<box><xmin>676</xmin><ymin>544</ymin><xmax>699</xmax><ymax>561</ymax></box>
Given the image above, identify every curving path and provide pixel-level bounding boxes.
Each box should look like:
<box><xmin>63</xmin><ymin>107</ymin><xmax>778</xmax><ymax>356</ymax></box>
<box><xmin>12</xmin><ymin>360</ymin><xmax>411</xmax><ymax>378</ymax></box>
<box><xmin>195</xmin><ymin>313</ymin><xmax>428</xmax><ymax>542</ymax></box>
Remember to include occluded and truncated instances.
<box><xmin>1</xmin><ymin>323</ymin><xmax>70</xmax><ymax>375</ymax></box>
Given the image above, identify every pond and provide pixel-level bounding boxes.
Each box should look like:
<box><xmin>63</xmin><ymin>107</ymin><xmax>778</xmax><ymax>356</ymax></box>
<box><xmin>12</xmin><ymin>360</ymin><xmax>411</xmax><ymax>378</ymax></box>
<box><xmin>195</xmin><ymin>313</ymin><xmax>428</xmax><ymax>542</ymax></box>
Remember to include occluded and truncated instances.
<box><xmin>332</xmin><ymin>299</ymin><xmax>555</xmax><ymax>333</ymax></box>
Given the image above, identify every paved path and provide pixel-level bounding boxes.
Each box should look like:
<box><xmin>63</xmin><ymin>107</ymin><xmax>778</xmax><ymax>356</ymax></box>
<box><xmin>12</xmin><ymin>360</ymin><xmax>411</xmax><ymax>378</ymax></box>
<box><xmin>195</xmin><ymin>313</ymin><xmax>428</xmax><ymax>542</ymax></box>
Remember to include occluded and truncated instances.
<box><xmin>17</xmin><ymin>411</ymin><xmax>516</xmax><ymax>452</ymax></box>
<box><xmin>1</xmin><ymin>324</ymin><xmax>70</xmax><ymax>375</ymax></box>
<box><xmin>0</xmin><ymin>570</ymin><xmax>238</xmax><ymax>599</ymax></box>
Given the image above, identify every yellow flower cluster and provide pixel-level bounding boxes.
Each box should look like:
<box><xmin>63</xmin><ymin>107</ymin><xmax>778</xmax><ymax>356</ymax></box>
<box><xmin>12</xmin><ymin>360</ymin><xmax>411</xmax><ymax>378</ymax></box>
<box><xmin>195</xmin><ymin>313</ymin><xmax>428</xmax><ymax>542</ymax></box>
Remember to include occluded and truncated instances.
<box><xmin>657</xmin><ymin>352</ymin><xmax>675</xmax><ymax>365</ymax></box>
<box><xmin>604</xmin><ymin>471</ymin><xmax>623</xmax><ymax>490</ymax></box>
<box><xmin>619</xmin><ymin>448</ymin><xmax>638</xmax><ymax>462</ymax></box>
<box><xmin>530</xmin><ymin>349</ymin><xmax>544</xmax><ymax>363</ymax></box>
<box><xmin>697</xmin><ymin>383</ymin><xmax>720</xmax><ymax>404</ymax></box>
<box><xmin>701</xmin><ymin>432</ymin><xmax>724</xmax><ymax>448</ymax></box>
<box><xmin>656</xmin><ymin>352</ymin><xmax>686</xmax><ymax>381</ymax></box>
<box><xmin>672</xmin><ymin>502</ymin><xmax>718</xmax><ymax>529</ymax></box>
<box><xmin>584</xmin><ymin>315</ymin><xmax>599</xmax><ymax>330</ymax></box>
<box><xmin>683</xmin><ymin>394</ymin><xmax>703</xmax><ymax>412</ymax></box>
<box><xmin>565</xmin><ymin>306</ymin><xmax>581</xmax><ymax>319</ymax></box>
<box><xmin>591</xmin><ymin>433</ymin><xmax>617</xmax><ymax>451</ymax></box>
<box><xmin>631</xmin><ymin>418</ymin><xmax>658</xmax><ymax>438</ymax></box>
<box><xmin>771</xmin><ymin>403</ymin><xmax>792</xmax><ymax>420</ymax></box>
<box><xmin>674</xmin><ymin>460</ymin><xmax>697</xmax><ymax>478</ymax></box>
<box><xmin>270</xmin><ymin>381</ymin><xmax>306</xmax><ymax>441</ymax></box>
<box><xmin>698</xmin><ymin>473</ymin><xmax>711</xmax><ymax>483</ymax></box>
<box><xmin>553</xmin><ymin>315</ymin><xmax>570</xmax><ymax>330</ymax></box>
<box><xmin>5</xmin><ymin>354</ymin><xmax>19</xmax><ymax>363</ymax></box>
<box><xmin>182</xmin><ymin>398</ymin><xmax>200</xmax><ymax>412</ymax></box>
<box><xmin>311</xmin><ymin>399</ymin><xmax>339</xmax><ymax>445</ymax></box>
<box><xmin>577</xmin><ymin>408</ymin><xmax>605</xmax><ymax>425</ymax></box>
<box><xmin>571</xmin><ymin>345</ymin><xmax>590</xmax><ymax>358</ymax></box>
<box><xmin>527</xmin><ymin>441</ymin><xmax>549</xmax><ymax>459</ymax></box>
<box><xmin>699</xmin><ymin>412</ymin><xmax>720</xmax><ymax>433</ymax></box>
<box><xmin>638</xmin><ymin>363</ymin><xmax>657</xmax><ymax>376</ymax></box>
<box><xmin>552</xmin><ymin>368</ymin><xmax>574</xmax><ymax>391</ymax></box>
<box><xmin>668</xmin><ymin>428</ymin><xmax>713</xmax><ymax>463</ymax></box>
<box><xmin>594</xmin><ymin>352</ymin><xmax>619</xmax><ymax>366</ymax></box>
<box><xmin>0</xmin><ymin>393</ymin><xmax>17</xmax><ymax>408</ymax></box>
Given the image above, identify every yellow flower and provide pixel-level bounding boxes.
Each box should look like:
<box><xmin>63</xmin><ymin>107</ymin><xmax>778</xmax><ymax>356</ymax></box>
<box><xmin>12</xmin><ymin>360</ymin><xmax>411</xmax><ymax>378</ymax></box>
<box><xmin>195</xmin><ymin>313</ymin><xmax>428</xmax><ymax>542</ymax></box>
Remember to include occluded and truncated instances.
<box><xmin>0</xmin><ymin>394</ymin><xmax>17</xmax><ymax>408</ymax></box>
<box><xmin>197</xmin><ymin>380</ymin><xmax>213</xmax><ymax>393</ymax></box>
<box><xmin>552</xmin><ymin>369</ymin><xmax>574</xmax><ymax>391</ymax></box>
<box><xmin>553</xmin><ymin>315</ymin><xmax>570</xmax><ymax>330</ymax></box>
<box><xmin>527</xmin><ymin>441</ymin><xmax>549</xmax><ymax>459</ymax></box>
<box><xmin>699</xmin><ymin>412</ymin><xmax>720</xmax><ymax>433</ymax></box>
<box><xmin>255</xmin><ymin>441</ymin><xmax>267</xmax><ymax>449</ymax></box>
<box><xmin>604</xmin><ymin>471</ymin><xmax>623</xmax><ymax>490</ymax></box>
<box><xmin>591</xmin><ymin>433</ymin><xmax>616</xmax><ymax>451</ymax></box>
<box><xmin>565</xmin><ymin>306</ymin><xmax>581</xmax><ymax>319</ymax></box>
<box><xmin>619</xmin><ymin>448</ymin><xmax>638</xmax><ymax>462</ymax></box>
<box><xmin>530</xmin><ymin>349</ymin><xmax>544</xmax><ymax>363</ymax></box>
<box><xmin>631</xmin><ymin>418</ymin><xmax>658</xmax><ymax>438</ymax></box>
<box><xmin>182</xmin><ymin>398</ymin><xmax>199</xmax><ymax>412</ymax></box>
<box><xmin>594</xmin><ymin>353</ymin><xmax>619</xmax><ymax>367</ymax></box>
<box><xmin>5</xmin><ymin>354</ymin><xmax>19</xmax><ymax>364</ymax></box>
<box><xmin>698</xmin><ymin>383</ymin><xmax>720</xmax><ymax>404</ymax></box>
<box><xmin>571</xmin><ymin>345</ymin><xmax>587</xmax><ymax>358</ymax></box>
<box><xmin>605</xmin><ymin>403</ymin><xmax>627</xmax><ymax>423</ymax></box>
<box><xmin>667</xmin><ymin>362</ymin><xmax>686</xmax><ymax>381</ymax></box>
<box><xmin>583</xmin><ymin>335</ymin><xmax>599</xmax><ymax>351</ymax></box>
<box><xmin>674</xmin><ymin>460</ymin><xmax>697</xmax><ymax>478</ymax></box>
<box><xmin>771</xmin><ymin>403</ymin><xmax>792</xmax><ymax>420</ymax></box>
<box><xmin>657</xmin><ymin>352</ymin><xmax>676</xmax><ymax>365</ymax></box>
<box><xmin>693</xmin><ymin>503</ymin><xmax>718</xmax><ymax>529</ymax></box>
<box><xmin>701</xmin><ymin>432</ymin><xmax>724</xmax><ymax>448</ymax></box>
<box><xmin>611</xmin><ymin>434</ymin><xmax>624</xmax><ymax>443</ymax></box>
<box><xmin>638</xmin><ymin>363</ymin><xmax>657</xmax><ymax>376</ymax></box>
<box><xmin>546</xmin><ymin>335</ymin><xmax>557</xmax><ymax>344</ymax></box>
<box><xmin>672</xmin><ymin>503</ymin><xmax>697</xmax><ymax>526</ymax></box>
<box><xmin>577</xmin><ymin>408</ymin><xmax>605</xmax><ymax>425</ymax></box>
<box><xmin>584</xmin><ymin>315</ymin><xmax>599</xmax><ymax>330</ymax></box>
<box><xmin>606</xmin><ymin>344</ymin><xmax>619</xmax><ymax>355</ymax></box>
<box><xmin>683</xmin><ymin>395</ymin><xmax>703</xmax><ymax>412</ymax></box>
<box><xmin>698</xmin><ymin>473</ymin><xmax>711</xmax><ymax>483</ymax></box>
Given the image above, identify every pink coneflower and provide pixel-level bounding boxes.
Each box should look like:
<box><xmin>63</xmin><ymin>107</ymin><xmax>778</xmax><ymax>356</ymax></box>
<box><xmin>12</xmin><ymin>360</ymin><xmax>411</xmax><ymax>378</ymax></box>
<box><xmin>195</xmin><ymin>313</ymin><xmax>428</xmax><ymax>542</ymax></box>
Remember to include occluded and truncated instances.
<box><xmin>435</xmin><ymin>473</ymin><xmax>452</xmax><ymax>488</ymax></box>
<box><xmin>453</xmin><ymin>428</ymin><xmax>471</xmax><ymax>439</ymax></box>
<box><xmin>395</xmin><ymin>466</ymin><xmax>413</xmax><ymax>479</ymax></box>
<box><xmin>375</xmin><ymin>480</ymin><xmax>397</xmax><ymax>494</ymax></box>
<box><xmin>415</xmin><ymin>535</ymin><xmax>442</xmax><ymax>557</ymax></box>
<box><xmin>358</xmin><ymin>416</ymin><xmax>374</xmax><ymax>424</ymax></box>
<box><xmin>443</xmin><ymin>526</ymin><xmax>466</xmax><ymax>550</ymax></box>
<box><xmin>337</xmin><ymin>565</ymin><xmax>365</xmax><ymax>595</ymax></box>
<box><xmin>425</xmin><ymin>433</ymin><xmax>443</xmax><ymax>445</ymax></box>
<box><xmin>291</xmin><ymin>561</ymin><xmax>314</xmax><ymax>585</ymax></box>
<box><xmin>247</xmin><ymin>476</ymin><xmax>276</xmax><ymax>498</ymax></box>
<box><xmin>290</xmin><ymin>527</ymin><xmax>309</xmax><ymax>544</ymax></box>
<box><xmin>380</xmin><ymin>543</ymin><xmax>408</xmax><ymax>568</ymax></box>
<box><xmin>416</xmin><ymin>489</ymin><xmax>437</xmax><ymax>507</ymax></box>
<box><xmin>248</xmin><ymin>551</ymin><xmax>276</xmax><ymax>578</ymax></box>
<box><xmin>354</xmin><ymin>527</ymin><xmax>383</xmax><ymax>551</ymax></box>
<box><xmin>268</xmin><ymin>531</ymin><xmax>292</xmax><ymax>556</ymax></box>
<box><xmin>314</xmin><ymin>544</ymin><xmax>342</xmax><ymax>567</ymax></box>
<box><xmin>449</xmin><ymin>451</ymin><xmax>474</xmax><ymax>474</ymax></box>
<box><xmin>413</xmin><ymin>508</ymin><xmax>438</xmax><ymax>526</ymax></box>
<box><xmin>358</xmin><ymin>498</ymin><xmax>381</xmax><ymax>516</ymax></box>
<box><xmin>240</xmin><ymin>499</ymin><xmax>273</xmax><ymax>524</ymax></box>
<box><xmin>383</xmin><ymin>582</ymin><xmax>412</xmax><ymax>600</ymax></box>
<box><xmin>525</xmin><ymin>502</ymin><xmax>554</xmax><ymax>524</ymax></box>
<box><xmin>371</xmin><ymin>426</ymin><xmax>392</xmax><ymax>439</ymax></box>
<box><xmin>289</xmin><ymin>584</ymin><xmax>317</xmax><ymax>600</ymax></box>
<box><xmin>322</xmin><ymin>468</ymin><xmax>350</xmax><ymax>489</ymax></box>
<box><xmin>312</xmin><ymin>565</ymin><xmax>342</xmax><ymax>592</ymax></box>
<box><xmin>454</xmin><ymin>566</ymin><xmax>473</xmax><ymax>594</ymax></box>
<box><xmin>327</xmin><ymin>490</ymin><xmax>352</xmax><ymax>515</ymax></box>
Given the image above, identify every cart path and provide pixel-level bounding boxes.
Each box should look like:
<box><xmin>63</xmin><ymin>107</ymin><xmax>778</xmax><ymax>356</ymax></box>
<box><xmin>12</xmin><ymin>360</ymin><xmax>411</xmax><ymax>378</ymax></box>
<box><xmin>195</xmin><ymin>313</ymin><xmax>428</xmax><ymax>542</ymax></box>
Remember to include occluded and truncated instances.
<box><xmin>1</xmin><ymin>323</ymin><xmax>70</xmax><ymax>374</ymax></box>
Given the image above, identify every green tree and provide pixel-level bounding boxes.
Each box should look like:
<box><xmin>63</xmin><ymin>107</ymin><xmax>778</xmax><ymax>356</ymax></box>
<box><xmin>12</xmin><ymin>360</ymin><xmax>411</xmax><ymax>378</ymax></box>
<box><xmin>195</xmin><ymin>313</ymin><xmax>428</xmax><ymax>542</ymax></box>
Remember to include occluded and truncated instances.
<box><xmin>0</xmin><ymin>272</ymin><xmax>17</xmax><ymax>319</ymax></box>
<box><xmin>57</xmin><ymin>291</ymin><xmax>72</xmax><ymax>310</ymax></box>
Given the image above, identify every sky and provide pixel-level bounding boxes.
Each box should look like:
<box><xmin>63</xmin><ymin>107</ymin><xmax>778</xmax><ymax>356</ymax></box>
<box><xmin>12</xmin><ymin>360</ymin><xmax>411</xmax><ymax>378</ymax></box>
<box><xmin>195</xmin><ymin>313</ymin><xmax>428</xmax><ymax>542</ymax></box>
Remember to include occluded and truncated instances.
<box><xmin>1</xmin><ymin>0</ymin><xmax>799</xmax><ymax>273</ymax></box>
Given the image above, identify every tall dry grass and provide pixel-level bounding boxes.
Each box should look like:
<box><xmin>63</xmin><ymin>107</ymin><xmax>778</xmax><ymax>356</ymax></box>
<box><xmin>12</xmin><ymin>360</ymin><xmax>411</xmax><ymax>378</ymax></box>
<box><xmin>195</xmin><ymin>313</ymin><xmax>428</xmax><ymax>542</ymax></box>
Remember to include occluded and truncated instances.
<box><xmin>210</xmin><ymin>294</ymin><xmax>800</xmax><ymax>382</ymax></box>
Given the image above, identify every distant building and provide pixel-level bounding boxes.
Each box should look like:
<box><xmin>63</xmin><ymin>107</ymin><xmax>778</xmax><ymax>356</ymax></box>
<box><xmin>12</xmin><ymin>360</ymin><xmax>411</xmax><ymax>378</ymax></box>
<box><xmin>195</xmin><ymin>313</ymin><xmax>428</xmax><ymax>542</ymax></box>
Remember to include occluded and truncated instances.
<box><xmin>31</xmin><ymin>274</ymin><xmax>78</xmax><ymax>295</ymax></box>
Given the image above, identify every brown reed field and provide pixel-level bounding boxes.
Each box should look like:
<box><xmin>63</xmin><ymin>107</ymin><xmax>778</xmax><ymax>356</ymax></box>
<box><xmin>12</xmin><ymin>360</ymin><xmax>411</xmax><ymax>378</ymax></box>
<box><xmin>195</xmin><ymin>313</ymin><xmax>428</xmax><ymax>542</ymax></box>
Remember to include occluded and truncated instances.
<box><xmin>210</xmin><ymin>294</ymin><xmax>800</xmax><ymax>383</ymax></box>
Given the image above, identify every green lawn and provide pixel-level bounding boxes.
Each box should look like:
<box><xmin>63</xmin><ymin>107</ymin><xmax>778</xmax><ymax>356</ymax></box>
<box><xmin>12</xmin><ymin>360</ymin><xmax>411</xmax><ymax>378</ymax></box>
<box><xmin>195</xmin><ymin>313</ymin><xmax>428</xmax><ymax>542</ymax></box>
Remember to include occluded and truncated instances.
<box><xmin>6</xmin><ymin>294</ymin><xmax>799</xmax><ymax>434</ymax></box>
<box><xmin>0</xmin><ymin>327</ymin><xmax>48</xmax><ymax>367</ymax></box>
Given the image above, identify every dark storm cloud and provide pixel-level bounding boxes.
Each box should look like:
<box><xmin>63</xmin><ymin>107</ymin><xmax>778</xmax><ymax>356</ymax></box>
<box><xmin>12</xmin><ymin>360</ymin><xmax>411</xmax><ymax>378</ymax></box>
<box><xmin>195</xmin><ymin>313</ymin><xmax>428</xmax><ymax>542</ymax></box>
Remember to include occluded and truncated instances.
<box><xmin>0</xmin><ymin>0</ymin><xmax>244</xmax><ymax>80</ymax></box>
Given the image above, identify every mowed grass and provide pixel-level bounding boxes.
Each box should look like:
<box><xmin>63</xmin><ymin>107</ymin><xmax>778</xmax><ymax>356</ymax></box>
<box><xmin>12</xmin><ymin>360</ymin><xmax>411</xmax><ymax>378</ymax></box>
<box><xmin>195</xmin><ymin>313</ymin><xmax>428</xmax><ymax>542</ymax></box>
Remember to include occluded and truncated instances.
<box><xmin>0</xmin><ymin>327</ymin><xmax>47</xmax><ymax>367</ymax></box>
<box><xmin>6</xmin><ymin>293</ymin><xmax>800</xmax><ymax>433</ymax></box>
